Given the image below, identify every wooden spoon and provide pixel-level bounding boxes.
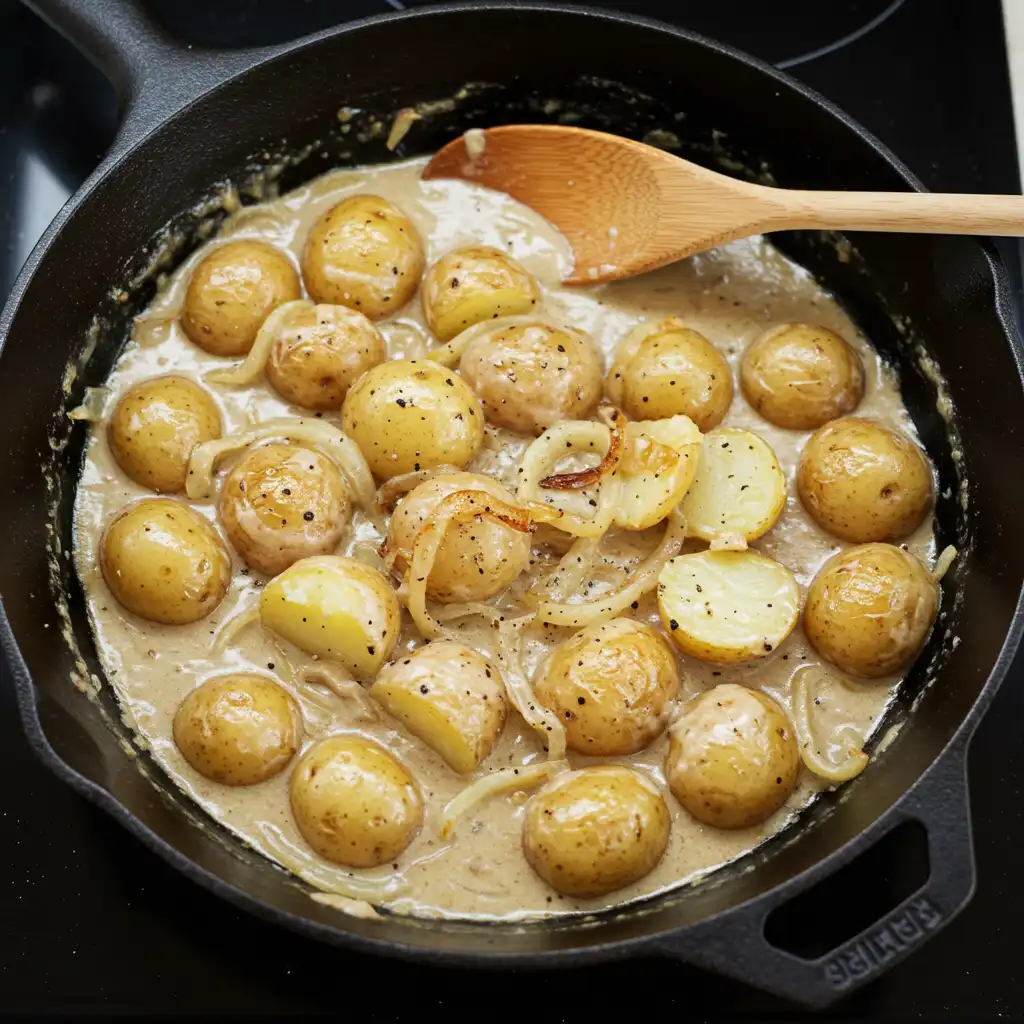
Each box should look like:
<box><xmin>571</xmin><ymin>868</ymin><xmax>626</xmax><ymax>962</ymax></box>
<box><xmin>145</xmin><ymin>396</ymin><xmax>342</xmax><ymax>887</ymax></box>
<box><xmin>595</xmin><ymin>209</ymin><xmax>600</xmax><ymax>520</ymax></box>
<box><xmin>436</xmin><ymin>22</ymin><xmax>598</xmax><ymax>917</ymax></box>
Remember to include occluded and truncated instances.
<box><xmin>423</xmin><ymin>124</ymin><xmax>1024</xmax><ymax>285</ymax></box>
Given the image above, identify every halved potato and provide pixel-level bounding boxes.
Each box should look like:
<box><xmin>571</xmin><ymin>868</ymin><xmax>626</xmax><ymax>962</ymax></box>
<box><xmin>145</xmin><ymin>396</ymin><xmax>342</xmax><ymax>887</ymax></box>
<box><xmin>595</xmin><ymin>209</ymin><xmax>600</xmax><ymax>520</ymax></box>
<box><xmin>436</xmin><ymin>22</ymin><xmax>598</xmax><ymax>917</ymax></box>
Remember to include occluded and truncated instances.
<box><xmin>614</xmin><ymin>415</ymin><xmax>702</xmax><ymax>531</ymax></box>
<box><xmin>681</xmin><ymin>427</ymin><xmax>786</xmax><ymax>545</ymax></box>
<box><xmin>658</xmin><ymin>550</ymin><xmax>800</xmax><ymax>663</ymax></box>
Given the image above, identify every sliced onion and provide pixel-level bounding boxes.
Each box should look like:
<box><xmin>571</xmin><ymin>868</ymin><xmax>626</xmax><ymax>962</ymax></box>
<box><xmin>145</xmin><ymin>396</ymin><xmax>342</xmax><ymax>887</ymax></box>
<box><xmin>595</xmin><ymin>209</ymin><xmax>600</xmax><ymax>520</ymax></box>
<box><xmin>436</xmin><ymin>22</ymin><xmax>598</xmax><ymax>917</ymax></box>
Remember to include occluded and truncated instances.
<box><xmin>933</xmin><ymin>544</ymin><xmax>958</xmax><ymax>581</ymax></box>
<box><xmin>792</xmin><ymin>667</ymin><xmax>870</xmax><ymax>784</ymax></box>
<box><xmin>386</xmin><ymin>107</ymin><xmax>422</xmax><ymax>150</ymax></box>
<box><xmin>530</xmin><ymin>509</ymin><xmax>686</xmax><ymax>627</ymax></box>
<box><xmin>206</xmin><ymin>300</ymin><xmax>312</xmax><ymax>385</ymax></box>
<box><xmin>375</xmin><ymin>464</ymin><xmax>461</xmax><ymax>512</ymax></box>
<box><xmin>208</xmin><ymin>602</ymin><xmax>261</xmax><ymax>655</ymax></box>
<box><xmin>426</xmin><ymin>315</ymin><xmax>548</xmax><ymax>369</ymax></box>
<box><xmin>538</xmin><ymin>408</ymin><xmax>625</xmax><ymax>490</ymax></box>
<box><xmin>438</xmin><ymin>760</ymin><xmax>569</xmax><ymax>839</ymax></box>
<box><xmin>543</xmin><ymin>536</ymin><xmax>601</xmax><ymax>602</ymax></box>
<box><xmin>68</xmin><ymin>386</ymin><xmax>111</xmax><ymax>423</ymax></box>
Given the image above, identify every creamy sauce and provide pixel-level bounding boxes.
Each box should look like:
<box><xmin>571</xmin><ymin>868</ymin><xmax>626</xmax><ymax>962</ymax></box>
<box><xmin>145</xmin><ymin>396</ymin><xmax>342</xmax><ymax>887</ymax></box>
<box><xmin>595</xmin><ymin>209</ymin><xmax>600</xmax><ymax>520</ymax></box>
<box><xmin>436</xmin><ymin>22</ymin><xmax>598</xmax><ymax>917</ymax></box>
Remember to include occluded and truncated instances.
<box><xmin>72</xmin><ymin>156</ymin><xmax>935</xmax><ymax>921</ymax></box>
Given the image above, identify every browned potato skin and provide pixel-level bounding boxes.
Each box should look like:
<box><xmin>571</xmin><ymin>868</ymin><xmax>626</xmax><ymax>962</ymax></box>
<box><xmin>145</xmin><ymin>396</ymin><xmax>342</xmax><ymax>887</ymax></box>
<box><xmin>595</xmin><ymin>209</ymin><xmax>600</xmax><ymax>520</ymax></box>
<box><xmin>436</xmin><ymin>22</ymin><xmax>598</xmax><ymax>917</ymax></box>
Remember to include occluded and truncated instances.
<box><xmin>182</xmin><ymin>240</ymin><xmax>301</xmax><ymax>356</ymax></box>
<box><xmin>290</xmin><ymin>735</ymin><xmax>423</xmax><ymax>868</ymax></box>
<box><xmin>459</xmin><ymin>321</ymin><xmax>603</xmax><ymax>435</ymax></box>
<box><xmin>613</xmin><ymin>326</ymin><xmax>732</xmax><ymax>430</ymax></box>
<box><xmin>523</xmin><ymin>766</ymin><xmax>671</xmax><ymax>898</ymax></box>
<box><xmin>218</xmin><ymin>443</ymin><xmax>350</xmax><ymax>576</ymax></box>
<box><xmin>265</xmin><ymin>304</ymin><xmax>386</xmax><ymax>410</ymax></box>
<box><xmin>173</xmin><ymin>674</ymin><xmax>301</xmax><ymax>786</ymax></box>
<box><xmin>804</xmin><ymin>543</ymin><xmax>938</xmax><ymax>678</ymax></box>
<box><xmin>100</xmin><ymin>498</ymin><xmax>231</xmax><ymax>624</ymax></box>
<box><xmin>798</xmin><ymin>417</ymin><xmax>933</xmax><ymax>542</ymax></box>
<box><xmin>740</xmin><ymin>323</ymin><xmax>865</xmax><ymax>430</ymax></box>
<box><xmin>301</xmin><ymin>194</ymin><xmax>424</xmax><ymax>319</ymax></box>
<box><xmin>387</xmin><ymin>472</ymin><xmax>530</xmax><ymax>602</ymax></box>
<box><xmin>666</xmin><ymin>684</ymin><xmax>799</xmax><ymax>830</ymax></box>
<box><xmin>534</xmin><ymin>619</ymin><xmax>680</xmax><ymax>755</ymax></box>
<box><xmin>107</xmin><ymin>375</ymin><xmax>221</xmax><ymax>493</ymax></box>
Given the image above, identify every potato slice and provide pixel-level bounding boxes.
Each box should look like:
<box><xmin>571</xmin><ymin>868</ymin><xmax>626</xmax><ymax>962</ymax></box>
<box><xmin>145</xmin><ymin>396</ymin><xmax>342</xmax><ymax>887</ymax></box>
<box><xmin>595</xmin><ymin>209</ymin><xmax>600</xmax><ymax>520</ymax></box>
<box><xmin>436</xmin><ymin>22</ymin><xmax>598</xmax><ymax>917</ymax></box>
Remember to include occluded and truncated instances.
<box><xmin>681</xmin><ymin>427</ymin><xmax>786</xmax><ymax>545</ymax></box>
<box><xmin>658</xmin><ymin>550</ymin><xmax>799</xmax><ymax>663</ymax></box>
<box><xmin>614</xmin><ymin>415</ymin><xmax>702</xmax><ymax>531</ymax></box>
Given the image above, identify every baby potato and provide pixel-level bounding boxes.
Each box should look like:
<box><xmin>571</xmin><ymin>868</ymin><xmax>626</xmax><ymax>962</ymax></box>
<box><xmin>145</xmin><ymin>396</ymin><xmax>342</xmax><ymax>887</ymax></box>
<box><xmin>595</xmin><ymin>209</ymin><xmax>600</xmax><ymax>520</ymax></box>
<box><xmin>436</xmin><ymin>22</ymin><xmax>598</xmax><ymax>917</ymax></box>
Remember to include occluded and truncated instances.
<box><xmin>371</xmin><ymin>641</ymin><xmax>508</xmax><ymax>773</ymax></box>
<box><xmin>804</xmin><ymin>543</ymin><xmax>938</xmax><ymax>678</ymax></box>
<box><xmin>666</xmin><ymin>683</ymin><xmax>799</xmax><ymax>829</ymax></box>
<box><xmin>681</xmin><ymin>427</ymin><xmax>786</xmax><ymax>544</ymax></box>
<box><xmin>387</xmin><ymin>472</ymin><xmax>530</xmax><ymax>602</ymax></box>
<box><xmin>523</xmin><ymin>766</ymin><xmax>670</xmax><ymax>898</ymax></box>
<box><xmin>422</xmin><ymin>245</ymin><xmax>541</xmax><ymax>341</ymax></box>
<box><xmin>107</xmin><ymin>375</ymin><xmax>221</xmax><ymax>493</ymax></box>
<box><xmin>609</xmin><ymin>321</ymin><xmax>732</xmax><ymax>430</ymax></box>
<box><xmin>259</xmin><ymin>555</ymin><xmax>400</xmax><ymax>679</ymax></box>
<box><xmin>534</xmin><ymin>619</ymin><xmax>679</xmax><ymax>756</ymax></box>
<box><xmin>740</xmin><ymin>323</ymin><xmax>865</xmax><ymax>430</ymax></box>
<box><xmin>341</xmin><ymin>359</ymin><xmax>484</xmax><ymax>479</ymax></box>
<box><xmin>182</xmin><ymin>240</ymin><xmax>301</xmax><ymax>356</ymax></box>
<box><xmin>265</xmin><ymin>303</ymin><xmax>386</xmax><ymax>410</ymax></box>
<box><xmin>659</xmin><ymin>550</ymin><xmax>800</xmax><ymax>664</ymax></box>
<box><xmin>173</xmin><ymin>673</ymin><xmax>301</xmax><ymax>786</ymax></box>
<box><xmin>290</xmin><ymin>735</ymin><xmax>422</xmax><ymax>868</ymax></box>
<box><xmin>302</xmin><ymin>194</ymin><xmax>424</xmax><ymax>319</ymax></box>
<box><xmin>797</xmin><ymin>417</ymin><xmax>933</xmax><ymax>543</ymax></box>
<box><xmin>218</xmin><ymin>443</ymin><xmax>350</xmax><ymax>576</ymax></box>
<box><xmin>100</xmin><ymin>498</ymin><xmax>231</xmax><ymax>624</ymax></box>
<box><xmin>615</xmin><ymin>415</ymin><xmax>702</xmax><ymax>531</ymax></box>
<box><xmin>458</xmin><ymin>320</ymin><xmax>603</xmax><ymax>435</ymax></box>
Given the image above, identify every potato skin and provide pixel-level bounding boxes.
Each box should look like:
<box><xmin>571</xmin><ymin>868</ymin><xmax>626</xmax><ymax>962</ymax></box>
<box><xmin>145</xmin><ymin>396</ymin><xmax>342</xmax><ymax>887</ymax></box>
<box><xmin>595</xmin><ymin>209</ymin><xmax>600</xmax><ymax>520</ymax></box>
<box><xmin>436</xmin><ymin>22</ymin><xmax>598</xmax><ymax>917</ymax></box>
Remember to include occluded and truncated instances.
<box><xmin>341</xmin><ymin>359</ymin><xmax>484</xmax><ymax>479</ymax></box>
<box><xmin>182</xmin><ymin>240</ymin><xmax>301</xmax><ymax>356</ymax></box>
<box><xmin>265</xmin><ymin>304</ymin><xmax>386</xmax><ymax>410</ymax></box>
<box><xmin>301</xmin><ymin>194</ymin><xmax>424</xmax><ymax>319</ymax></box>
<box><xmin>107</xmin><ymin>375</ymin><xmax>221</xmax><ymax>493</ymax></box>
<box><xmin>422</xmin><ymin>245</ymin><xmax>541</xmax><ymax>341</ymax></box>
<box><xmin>666</xmin><ymin>684</ymin><xmax>799</xmax><ymax>830</ymax></box>
<box><xmin>370</xmin><ymin>641</ymin><xmax>507</xmax><ymax>773</ymax></box>
<box><xmin>387</xmin><ymin>472</ymin><xmax>530</xmax><ymax>602</ymax></box>
<box><xmin>290</xmin><ymin>735</ymin><xmax>422</xmax><ymax>867</ymax></box>
<box><xmin>534</xmin><ymin>619</ymin><xmax>679</xmax><ymax>756</ymax></box>
<box><xmin>610</xmin><ymin>324</ymin><xmax>732</xmax><ymax>430</ymax></box>
<box><xmin>218</xmin><ymin>443</ymin><xmax>350</xmax><ymax>576</ymax></box>
<box><xmin>740</xmin><ymin>323</ymin><xmax>865</xmax><ymax>430</ymax></box>
<box><xmin>100</xmin><ymin>498</ymin><xmax>231</xmax><ymax>624</ymax></box>
<box><xmin>458</xmin><ymin>320</ymin><xmax>603</xmax><ymax>435</ymax></box>
<box><xmin>804</xmin><ymin>543</ymin><xmax>938</xmax><ymax>678</ymax></box>
<box><xmin>173</xmin><ymin>674</ymin><xmax>301</xmax><ymax>786</ymax></box>
<box><xmin>797</xmin><ymin>417</ymin><xmax>933</xmax><ymax>542</ymax></box>
<box><xmin>523</xmin><ymin>766</ymin><xmax>670</xmax><ymax>898</ymax></box>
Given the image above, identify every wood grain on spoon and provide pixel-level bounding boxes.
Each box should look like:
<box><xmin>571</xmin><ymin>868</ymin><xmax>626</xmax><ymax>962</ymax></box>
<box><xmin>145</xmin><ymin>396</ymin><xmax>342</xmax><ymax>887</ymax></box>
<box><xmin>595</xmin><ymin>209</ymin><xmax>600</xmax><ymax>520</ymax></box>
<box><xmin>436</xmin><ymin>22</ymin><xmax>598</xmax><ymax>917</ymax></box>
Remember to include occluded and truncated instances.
<box><xmin>423</xmin><ymin>125</ymin><xmax>1024</xmax><ymax>284</ymax></box>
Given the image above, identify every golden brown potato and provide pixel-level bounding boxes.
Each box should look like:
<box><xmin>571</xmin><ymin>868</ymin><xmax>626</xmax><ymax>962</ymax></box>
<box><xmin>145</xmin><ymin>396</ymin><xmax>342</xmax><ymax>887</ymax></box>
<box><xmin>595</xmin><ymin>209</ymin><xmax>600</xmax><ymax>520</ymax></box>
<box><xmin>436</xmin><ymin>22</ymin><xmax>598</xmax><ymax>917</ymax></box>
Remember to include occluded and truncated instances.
<box><xmin>182</xmin><ymin>240</ymin><xmax>301</xmax><ymax>356</ymax></box>
<box><xmin>523</xmin><ymin>766</ymin><xmax>670</xmax><ymax>897</ymax></box>
<box><xmin>341</xmin><ymin>359</ymin><xmax>484</xmax><ymax>479</ymax></box>
<box><xmin>666</xmin><ymin>684</ymin><xmax>799</xmax><ymax>829</ymax></box>
<box><xmin>107</xmin><ymin>375</ymin><xmax>221</xmax><ymax>493</ymax></box>
<box><xmin>290</xmin><ymin>735</ymin><xmax>422</xmax><ymax>867</ymax></box>
<box><xmin>422</xmin><ymin>245</ymin><xmax>541</xmax><ymax>341</ymax></box>
<box><xmin>217</xmin><ymin>443</ymin><xmax>350</xmax><ymax>576</ymax></box>
<box><xmin>608</xmin><ymin>321</ymin><xmax>732</xmax><ymax>430</ymax></box>
<box><xmin>100</xmin><ymin>498</ymin><xmax>231</xmax><ymax>624</ymax></box>
<box><xmin>173</xmin><ymin>674</ymin><xmax>301</xmax><ymax>786</ymax></box>
<box><xmin>259</xmin><ymin>556</ymin><xmax>400</xmax><ymax>679</ymax></box>
<box><xmin>534</xmin><ymin>619</ymin><xmax>679</xmax><ymax>756</ymax></box>
<box><xmin>804</xmin><ymin>543</ymin><xmax>938</xmax><ymax>678</ymax></box>
<box><xmin>301</xmin><ymin>194</ymin><xmax>424</xmax><ymax>319</ymax></box>
<box><xmin>386</xmin><ymin>472</ymin><xmax>530</xmax><ymax>602</ymax></box>
<box><xmin>371</xmin><ymin>641</ymin><xmax>507</xmax><ymax>773</ymax></box>
<box><xmin>265</xmin><ymin>303</ymin><xmax>386</xmax><ymax>410</ymax></box>
<box><xmin>797</xmin><ymin>417</ymin><xmax>933</xmax><ymax>542</ymax></box>
<box><xmin>740</xmin><ymin>323</ymin><xmax>865</xmax><ymax>429</ymax></box>
<box><xmin>458</xmin><ymin>320</ymin><xmax>603</xmax><ymax>435</ymax></box>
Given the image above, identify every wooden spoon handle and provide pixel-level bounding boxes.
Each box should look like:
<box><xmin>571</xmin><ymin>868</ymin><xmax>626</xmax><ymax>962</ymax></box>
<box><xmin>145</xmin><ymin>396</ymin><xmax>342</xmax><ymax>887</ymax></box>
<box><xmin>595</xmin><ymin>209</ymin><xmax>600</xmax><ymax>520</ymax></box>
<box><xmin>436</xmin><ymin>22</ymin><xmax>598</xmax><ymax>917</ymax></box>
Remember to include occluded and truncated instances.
<box><xmin>769</xmin><ymin>188</ymin><xmax>1024</xmax><ymax>236</ymax></box>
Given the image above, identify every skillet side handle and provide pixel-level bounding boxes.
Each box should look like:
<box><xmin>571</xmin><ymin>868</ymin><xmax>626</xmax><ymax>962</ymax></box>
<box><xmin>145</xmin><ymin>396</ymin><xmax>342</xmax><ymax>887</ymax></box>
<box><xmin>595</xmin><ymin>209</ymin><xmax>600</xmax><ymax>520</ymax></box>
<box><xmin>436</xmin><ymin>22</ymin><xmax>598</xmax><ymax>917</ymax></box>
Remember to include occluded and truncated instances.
<box><xmin>653</xmin><ymin>743</ymin><xmax>975</xmax><ymax>1008</ymax></box>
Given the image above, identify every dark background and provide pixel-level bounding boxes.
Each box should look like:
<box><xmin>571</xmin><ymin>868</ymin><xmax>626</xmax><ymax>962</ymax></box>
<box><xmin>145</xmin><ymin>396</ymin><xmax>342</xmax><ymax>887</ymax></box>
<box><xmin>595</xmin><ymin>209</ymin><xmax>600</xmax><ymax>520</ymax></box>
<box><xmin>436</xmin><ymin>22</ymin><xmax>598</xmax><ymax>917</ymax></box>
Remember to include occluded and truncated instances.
<box><xmin>2</xmin><ymin>0</ymin><xmax>1023</xmax><ymax>1016</ymax></box>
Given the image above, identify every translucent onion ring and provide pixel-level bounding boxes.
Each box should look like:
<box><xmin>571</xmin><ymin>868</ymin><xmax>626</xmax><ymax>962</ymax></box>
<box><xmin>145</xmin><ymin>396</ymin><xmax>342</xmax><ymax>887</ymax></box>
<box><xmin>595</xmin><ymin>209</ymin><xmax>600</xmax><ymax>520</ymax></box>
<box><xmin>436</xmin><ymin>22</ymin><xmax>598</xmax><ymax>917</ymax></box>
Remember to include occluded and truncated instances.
<box><xmin>538</xmin><ymin>408</ymin><xmax>625</xmax><ymax>490</ymax></box>
<box><xmin>205</xmin><ymin>300</ymin><xmax>312</xmax><ymax>385</ymax></box>
<box><xmin>375</xmin><ymin>464</ymin><xmax>461</xmax><ymax>512</ymax></box>
<box><xmin>426</xmin><ymin>315</ymin><xmax>564</xmax><ymax>369</ymax></box>
<box><xmin>792</xmin><ymin>666</ymin><xmax>870</xmax><ymax>784</ymax></box>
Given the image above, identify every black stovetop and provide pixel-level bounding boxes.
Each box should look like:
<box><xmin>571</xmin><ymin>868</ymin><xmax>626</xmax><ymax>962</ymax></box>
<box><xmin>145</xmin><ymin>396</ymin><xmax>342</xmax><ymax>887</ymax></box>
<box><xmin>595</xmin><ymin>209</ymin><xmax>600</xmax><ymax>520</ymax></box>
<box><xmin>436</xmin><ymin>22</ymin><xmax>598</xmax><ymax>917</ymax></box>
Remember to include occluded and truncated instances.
<box><xmin>2</xmin><ymin>0</ymin><xmax>1023</xmax><ymax>1017</ymax></box>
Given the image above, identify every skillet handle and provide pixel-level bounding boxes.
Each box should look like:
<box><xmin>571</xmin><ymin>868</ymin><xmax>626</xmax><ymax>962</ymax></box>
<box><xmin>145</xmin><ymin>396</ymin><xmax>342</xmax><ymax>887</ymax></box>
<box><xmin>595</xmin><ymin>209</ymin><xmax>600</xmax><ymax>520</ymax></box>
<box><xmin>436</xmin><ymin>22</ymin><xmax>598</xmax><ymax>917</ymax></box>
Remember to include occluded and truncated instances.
<box><xmin>24</xmin><ymin>0</ymin><xmax>255</xmax><ymax>152</ymax></box>
<box><xmin>653</xmin><ymin>743</ymin><xmax>975</xmax><ymax>1008</ymax></box>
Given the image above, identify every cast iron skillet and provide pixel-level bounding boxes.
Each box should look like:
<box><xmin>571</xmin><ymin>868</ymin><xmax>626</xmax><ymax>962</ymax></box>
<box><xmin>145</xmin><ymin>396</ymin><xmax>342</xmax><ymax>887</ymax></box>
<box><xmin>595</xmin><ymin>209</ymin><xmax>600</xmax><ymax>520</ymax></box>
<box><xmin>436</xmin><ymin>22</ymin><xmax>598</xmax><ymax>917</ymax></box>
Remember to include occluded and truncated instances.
<box><xmin>2</xmin><ymin>0</ymin><xmax>1024</xmax><ymax>1008</ymax></box>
